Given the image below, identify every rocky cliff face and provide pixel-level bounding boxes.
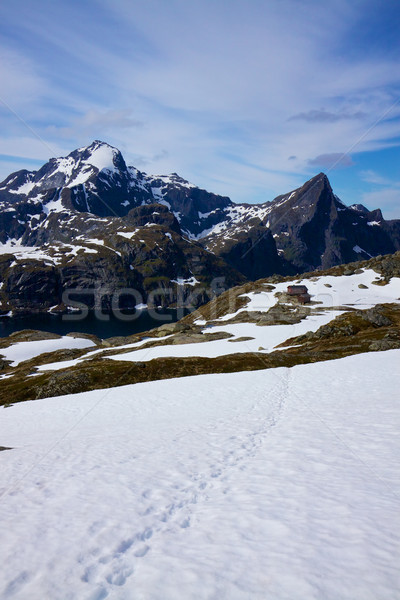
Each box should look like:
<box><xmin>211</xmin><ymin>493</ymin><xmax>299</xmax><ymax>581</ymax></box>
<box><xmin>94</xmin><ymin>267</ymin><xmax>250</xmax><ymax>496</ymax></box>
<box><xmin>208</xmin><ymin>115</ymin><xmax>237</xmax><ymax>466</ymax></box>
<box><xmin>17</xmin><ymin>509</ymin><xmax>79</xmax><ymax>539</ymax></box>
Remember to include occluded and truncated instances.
<box><xmin>0</xmin><ymin>141</ymin><xmax>399</xmax><ymax>314</ymax></box>
<box><xmin>200</xmin><ymin>173</ymin><xmax>400</xmax><ymax>273</ymax></box>
<box><xmin>264</xmin><ymin>174</ymin><xmax>398</xmax><ymax>271</ymax></box>
<box><xmin>0</xmin><ymin>203</ymin><xmax>245</xmax><ymax>314</ymax></box>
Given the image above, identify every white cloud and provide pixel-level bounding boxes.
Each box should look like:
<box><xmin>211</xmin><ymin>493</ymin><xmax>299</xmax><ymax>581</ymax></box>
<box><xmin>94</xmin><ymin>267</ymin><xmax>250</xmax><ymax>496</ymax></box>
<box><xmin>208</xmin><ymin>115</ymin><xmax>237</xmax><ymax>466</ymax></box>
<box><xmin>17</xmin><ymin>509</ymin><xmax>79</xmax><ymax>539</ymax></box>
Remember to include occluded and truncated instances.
<box><xmin>0</xmin><ymin>0</ymin><xmax>399</xmax><ymax>205</ymax></box>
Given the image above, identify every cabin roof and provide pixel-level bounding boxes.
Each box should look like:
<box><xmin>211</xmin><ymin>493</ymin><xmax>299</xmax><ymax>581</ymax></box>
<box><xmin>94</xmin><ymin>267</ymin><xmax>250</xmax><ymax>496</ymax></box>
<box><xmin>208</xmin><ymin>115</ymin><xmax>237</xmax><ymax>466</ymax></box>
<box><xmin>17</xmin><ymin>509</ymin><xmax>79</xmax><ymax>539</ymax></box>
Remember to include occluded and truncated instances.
<box><xmin>287</xmin><ymin>284</ymin><xmax>308</xmax><ymax>293</ymax></box>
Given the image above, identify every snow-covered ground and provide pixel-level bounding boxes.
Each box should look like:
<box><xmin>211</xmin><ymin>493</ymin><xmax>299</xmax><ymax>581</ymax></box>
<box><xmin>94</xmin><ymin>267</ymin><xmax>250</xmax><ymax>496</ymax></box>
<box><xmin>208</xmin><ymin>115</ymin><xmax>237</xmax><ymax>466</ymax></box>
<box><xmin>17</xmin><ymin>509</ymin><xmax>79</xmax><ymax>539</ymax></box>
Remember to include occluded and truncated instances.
<box><xmin>233</xmin><ymin>269</ymin><xmax>400</xmax><ymax>316</ymax></box>
<box><xmin>37</xmin><ymin>311</ymin><xmax>341</xmax><ymax>372</ymax></box>
<box><xmin>0</xmin><ymin>336</ymin><xmax>96</xmax><ymax>367</ymax></box>
<box><xmin>105</xmin><ymin>311</ymin><xmax>342</xmax><ymax>365</ymax></box>
<box><xmin>0</xmin><ymin>350</ymin><xmax>399</xmax><ymax>600</ymax></box>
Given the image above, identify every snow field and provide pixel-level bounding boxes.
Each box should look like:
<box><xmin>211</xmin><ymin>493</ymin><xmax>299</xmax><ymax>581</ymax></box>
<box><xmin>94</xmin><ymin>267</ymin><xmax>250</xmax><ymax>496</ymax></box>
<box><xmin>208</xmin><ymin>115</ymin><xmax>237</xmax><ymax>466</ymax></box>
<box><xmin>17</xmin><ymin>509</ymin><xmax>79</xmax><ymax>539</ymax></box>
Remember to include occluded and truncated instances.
<box><xmin>36</xmin><ymin>336</ymin><xmax>163</xmax><ymax>372</ymax></box>
<box><xmin>238</xmin><ymin>269</ymin><xmax>400</xmax><ymax>315</ymax></box>
<box><xmin>104</xmin><ymin>310</ymin><xmax>342</xmax><ymax>364</ymax></box>
<box><xmin>36</xmin><ymin>311</ymin><xmax>340</xmax><ymax>373</ymax></box>
<box><xmin>0</xmin><ymin>351</ymin><xmax>399</xmax><ymax>599</ymax></box>
<box><xmin>1</xmin><ymin>336</ymin><xmax>96</xmax><ymax>367</ymax></box>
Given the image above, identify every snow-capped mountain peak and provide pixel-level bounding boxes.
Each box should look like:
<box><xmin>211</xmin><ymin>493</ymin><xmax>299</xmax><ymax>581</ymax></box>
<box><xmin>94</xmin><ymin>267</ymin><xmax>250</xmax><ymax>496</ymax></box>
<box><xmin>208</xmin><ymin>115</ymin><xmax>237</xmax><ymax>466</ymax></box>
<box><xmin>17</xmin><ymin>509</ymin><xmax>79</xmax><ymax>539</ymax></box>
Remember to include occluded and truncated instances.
<box><xmin>0</xmin><ymin>141</ymin><xmax>125</xmax><ymax>208</ymax></box>
<box><xmin>36</xmin><ymin>140</ymin><xmax>127</xmax><ymax>190</ymax></box>
<box><xmin>0</xmin><ymin>141</ymin><xmax>236</xmax><ymax>230</ymax></box>
<box><xmin>62</xmin><ymin>141</ymin><xmax>123</xmax><ymax>180</ymax></box>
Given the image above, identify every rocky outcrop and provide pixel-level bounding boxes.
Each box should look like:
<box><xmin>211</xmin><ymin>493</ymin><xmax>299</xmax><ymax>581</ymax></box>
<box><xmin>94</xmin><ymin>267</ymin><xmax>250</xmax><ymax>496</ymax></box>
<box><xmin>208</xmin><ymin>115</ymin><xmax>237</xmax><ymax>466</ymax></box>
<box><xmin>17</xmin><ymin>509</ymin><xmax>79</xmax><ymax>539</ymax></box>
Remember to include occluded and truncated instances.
<box><xmin>36</xmin><ymin>370</ymin><xmax>91</xmax><ymax>399</ymax></box>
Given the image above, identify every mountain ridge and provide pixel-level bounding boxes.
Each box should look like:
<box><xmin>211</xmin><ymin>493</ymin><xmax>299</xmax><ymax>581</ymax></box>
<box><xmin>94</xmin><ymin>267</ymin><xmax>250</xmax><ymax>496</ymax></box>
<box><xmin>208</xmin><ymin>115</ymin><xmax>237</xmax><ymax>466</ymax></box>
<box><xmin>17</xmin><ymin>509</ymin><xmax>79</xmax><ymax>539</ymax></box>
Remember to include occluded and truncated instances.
<box><xmin>0</xmin><ymin>141</ymin><xmax>399</xmax><ymax>314</ymax></box>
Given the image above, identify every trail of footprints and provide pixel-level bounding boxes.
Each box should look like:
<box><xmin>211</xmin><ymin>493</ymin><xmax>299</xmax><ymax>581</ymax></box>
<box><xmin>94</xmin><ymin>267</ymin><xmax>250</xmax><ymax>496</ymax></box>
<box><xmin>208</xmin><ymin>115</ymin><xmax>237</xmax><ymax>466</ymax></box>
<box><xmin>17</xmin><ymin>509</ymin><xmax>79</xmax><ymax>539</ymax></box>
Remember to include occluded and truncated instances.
<box><xmin>80</xmin><ymin>379</ymin><xmax>288</xmax><ymax>597</ymax></box>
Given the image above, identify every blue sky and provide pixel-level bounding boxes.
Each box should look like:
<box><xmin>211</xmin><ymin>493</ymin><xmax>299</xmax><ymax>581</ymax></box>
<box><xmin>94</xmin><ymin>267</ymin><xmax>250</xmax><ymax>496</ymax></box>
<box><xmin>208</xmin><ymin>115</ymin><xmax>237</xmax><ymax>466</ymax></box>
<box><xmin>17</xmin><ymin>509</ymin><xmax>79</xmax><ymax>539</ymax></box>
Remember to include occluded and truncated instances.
<box><xmin>0</xmin><ymin>0</ymin><xmax>399</xmax><ymax>217</ymax></box>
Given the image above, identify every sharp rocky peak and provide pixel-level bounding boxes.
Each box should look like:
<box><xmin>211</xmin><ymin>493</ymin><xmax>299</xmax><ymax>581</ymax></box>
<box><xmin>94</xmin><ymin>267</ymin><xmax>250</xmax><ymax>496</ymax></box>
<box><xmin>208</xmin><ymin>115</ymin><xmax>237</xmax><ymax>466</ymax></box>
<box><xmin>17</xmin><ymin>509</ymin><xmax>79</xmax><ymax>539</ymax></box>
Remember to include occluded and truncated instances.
<box><xmin>298</xmin><ymin>172</ymin><xmax>331</xmax><ymax>195</ymax></box>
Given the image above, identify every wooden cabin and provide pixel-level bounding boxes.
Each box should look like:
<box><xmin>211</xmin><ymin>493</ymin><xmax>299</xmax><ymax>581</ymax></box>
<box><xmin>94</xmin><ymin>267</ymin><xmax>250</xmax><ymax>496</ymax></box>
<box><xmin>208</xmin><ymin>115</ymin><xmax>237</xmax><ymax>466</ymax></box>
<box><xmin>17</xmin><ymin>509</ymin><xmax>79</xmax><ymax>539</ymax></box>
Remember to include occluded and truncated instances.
<box><xmin>297</xmin><ymin>293</ymin><xmax>311</xmax><ymax>304</ymax></box>
<box><xmin>287</xmin><ymin>285</ymin><xmax>308</xmax><ymax>295</ymax></box>
<box><xmin>287</xmin><ymin>285</ymin><xmax>311</xmax><ymax>304</ymax></box>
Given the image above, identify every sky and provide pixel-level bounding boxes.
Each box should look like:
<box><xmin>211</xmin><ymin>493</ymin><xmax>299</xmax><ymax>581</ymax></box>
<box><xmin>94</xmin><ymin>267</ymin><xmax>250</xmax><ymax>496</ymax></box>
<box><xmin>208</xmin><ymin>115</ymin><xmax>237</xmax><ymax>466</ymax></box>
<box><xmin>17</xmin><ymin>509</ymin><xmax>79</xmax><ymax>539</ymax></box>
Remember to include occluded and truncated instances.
<box><xmin>0</xmin><ymin>0</ymin><xmax>399</xmax><ymax>217</ymax></box>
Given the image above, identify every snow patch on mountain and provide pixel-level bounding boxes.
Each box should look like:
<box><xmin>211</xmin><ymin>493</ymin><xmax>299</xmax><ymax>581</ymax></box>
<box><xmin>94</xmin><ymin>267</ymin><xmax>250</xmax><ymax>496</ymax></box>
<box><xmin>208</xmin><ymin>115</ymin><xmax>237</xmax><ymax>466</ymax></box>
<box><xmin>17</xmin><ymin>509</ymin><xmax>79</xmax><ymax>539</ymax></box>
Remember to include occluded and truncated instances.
<box><xmin>83</xmin><ymin>143</ymin><xmax>119</xmax><ymax>173</ymax></box>
<box><xmin>353</xmin><ymin>245</ymin><xmax>372</xmax><ymax>257</ymax></box>
<box><xmin>170</xmin><ymin>276</ymin><xmax>200</xmax><ymax>287</ymax></box>
<box><xmin>7</xmin><ymin>180</ymin><xmax>35</xmax><ymax>195</ymax></box>
<box><xmin>0</xmin><ymin>241</ymin><xmax>62</xmax><ymax>264</ymax></box>
<box><xmin>42</xmin><ymin>191</ymin><xmax>65</xmax><ymax>214</ymax></box>
<box><xmin>117</xmin><ymin>230</ymin><xmax>140</xmax><ymax>240</ymax></box>
<box><xmin>102</xmin><ymin>311</ymin><xmax>341</xmax><ymax>365</ymax></box>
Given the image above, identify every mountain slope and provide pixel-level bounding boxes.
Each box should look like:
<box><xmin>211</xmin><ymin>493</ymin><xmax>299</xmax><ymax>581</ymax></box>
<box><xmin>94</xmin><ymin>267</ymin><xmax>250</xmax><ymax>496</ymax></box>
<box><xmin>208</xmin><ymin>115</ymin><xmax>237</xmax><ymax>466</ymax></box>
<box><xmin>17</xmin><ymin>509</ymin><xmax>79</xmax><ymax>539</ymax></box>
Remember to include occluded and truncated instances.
<box><xmin>0</xmin><ymin>203</ymin><xmax>246</xmax><ymax>314</ymax></box>
<box><xmin>1</xmin><ymin>250</ymin><xmax>400</xmax><ymax>404</ymax></box>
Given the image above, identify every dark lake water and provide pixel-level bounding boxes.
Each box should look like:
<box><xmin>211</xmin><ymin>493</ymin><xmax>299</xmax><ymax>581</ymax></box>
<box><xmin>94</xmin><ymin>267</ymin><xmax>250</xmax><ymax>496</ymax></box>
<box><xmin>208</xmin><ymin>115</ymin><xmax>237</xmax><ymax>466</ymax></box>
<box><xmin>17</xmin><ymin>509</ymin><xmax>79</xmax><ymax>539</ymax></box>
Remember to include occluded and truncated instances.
<box><xmin>0</xmin><ymin>308</ymin><xmax>192</xmax><ymax>339</ymax></box>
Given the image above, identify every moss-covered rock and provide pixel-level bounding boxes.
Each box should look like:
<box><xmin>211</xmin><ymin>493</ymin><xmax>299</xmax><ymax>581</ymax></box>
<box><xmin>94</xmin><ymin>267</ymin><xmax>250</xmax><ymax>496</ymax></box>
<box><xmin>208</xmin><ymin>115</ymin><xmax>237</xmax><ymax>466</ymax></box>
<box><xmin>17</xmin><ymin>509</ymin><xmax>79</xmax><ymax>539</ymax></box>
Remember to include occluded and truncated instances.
<box><xmin>36</xmin><ymin>370</ymin><xmax>91</xmax><ymax>399</ymax></box>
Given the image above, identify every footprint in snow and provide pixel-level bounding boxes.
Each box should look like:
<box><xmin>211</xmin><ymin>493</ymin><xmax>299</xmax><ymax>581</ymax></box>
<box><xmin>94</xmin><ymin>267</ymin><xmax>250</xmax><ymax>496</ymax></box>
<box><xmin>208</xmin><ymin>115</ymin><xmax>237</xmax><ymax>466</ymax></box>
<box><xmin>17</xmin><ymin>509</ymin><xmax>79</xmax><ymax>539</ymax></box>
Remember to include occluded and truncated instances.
<box><xmin>3</xmin><ymin>571</ymin><xmax>32</xmax><ymax>596</ymax></box>
<box><xmin>115</xmin><ymin>538</ymin><xmax>135</xmax><ymax>554</ymax></box>
<box><xmin>180</xmin><ymin>517</ymin><xmax>190</xmax><ymax>529</ymax></box>
<box><xmin>134</xmin><ymin>545</ymin><xmax>150</xmax><ymax>558</ymax></box>
<box><xmin>86</xmin><ymin>585</ymin><xmax>109</xmax><ymax>600</ymax></box>
<box><xmin>105</xmin><ymin>565</ymin><xmax>133</xmax><ymax>586</ymax></box>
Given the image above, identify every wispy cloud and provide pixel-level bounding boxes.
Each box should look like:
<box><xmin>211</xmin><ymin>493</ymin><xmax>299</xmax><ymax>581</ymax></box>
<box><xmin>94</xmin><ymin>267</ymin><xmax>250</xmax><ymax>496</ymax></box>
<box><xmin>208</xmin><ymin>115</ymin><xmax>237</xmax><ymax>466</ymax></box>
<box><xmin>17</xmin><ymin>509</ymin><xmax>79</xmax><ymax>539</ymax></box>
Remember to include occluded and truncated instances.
<box><xmin>0</xmin><ymin>49</ymin><xmax>47</xmax><ymax>110</ymax></box>
<box><xmin>360</xmin><ymin>170</ymin><xmax>399</xmax><ymax>187</ymax></box>
<box><xmin>308</xmin><ymin>153</ymin><xmax>355</xmax><ymax>169</ymax></box>
<box><xmin>45</xmin><ymin>109</ymin><xmax>143</xmax><ymax>139</ymax></box>
<box><xmin>0</xmin><ymin>0</ymin><xmax>399</xmax><ymax>213</ymax></box>
<box><xmin>289</xmin><ymin>109</ymin><xmax>366</xmax><ymax>123</ymax></box>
